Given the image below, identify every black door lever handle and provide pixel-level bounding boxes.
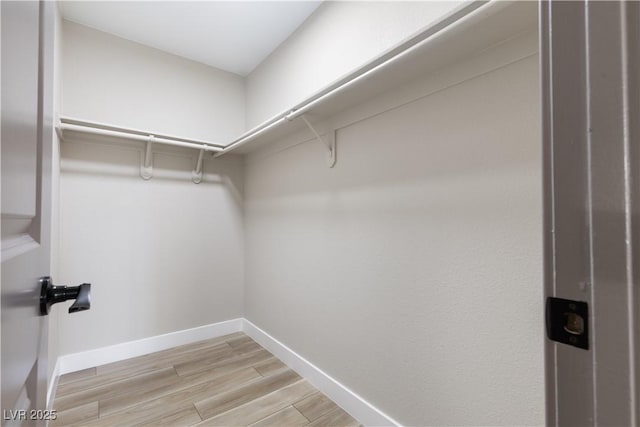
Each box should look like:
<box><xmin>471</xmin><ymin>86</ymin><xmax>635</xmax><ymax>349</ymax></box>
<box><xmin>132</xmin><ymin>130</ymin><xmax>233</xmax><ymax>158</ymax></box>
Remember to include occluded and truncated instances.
<box><xmin>69</xmin><ymin>283</ymin><xmax>91</xmax><ymax>313</ymax></box>
<box><xmin>40</xmin><ymin>276</ymin><xmax>92</xmax><ymax>315</ymax></box>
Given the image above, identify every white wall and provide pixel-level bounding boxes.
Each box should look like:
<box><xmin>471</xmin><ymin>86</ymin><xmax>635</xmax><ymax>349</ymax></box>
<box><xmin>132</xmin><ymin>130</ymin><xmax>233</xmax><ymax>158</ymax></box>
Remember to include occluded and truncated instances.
<box><xmin>62</xmin><ymin>20</ymin><xmax>245</xmax><ymax>143</ymax></box>
<box><xmin>243</xmin><ymin>52</ymin><xmax>543</xmax><ymax>426</ymax></box>
<box><xmin>57</xmin><ymin>22</ymin><xmax>245</xmax><ymax>356</ymax></box>
<box><xmin>245</xmin><ymin>1</ymin><xmax>464</xmax><ymax>128</ymax></box>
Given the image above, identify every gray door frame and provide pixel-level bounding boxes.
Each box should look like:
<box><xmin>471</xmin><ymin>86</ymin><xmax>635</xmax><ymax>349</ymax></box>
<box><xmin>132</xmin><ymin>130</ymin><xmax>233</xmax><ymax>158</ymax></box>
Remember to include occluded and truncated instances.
<box><xmin>541</xmin><ymin>1</ymin><xmax>639</xmax><ymax>425</ymax></box>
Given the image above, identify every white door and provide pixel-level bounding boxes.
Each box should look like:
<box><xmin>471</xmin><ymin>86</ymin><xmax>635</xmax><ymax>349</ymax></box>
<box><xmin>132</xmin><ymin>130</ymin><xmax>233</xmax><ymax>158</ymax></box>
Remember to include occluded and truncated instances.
<box><xmin>1</xmin><ymin>0</ymin><xmax>55</xmax><ymax>420</ymax></box>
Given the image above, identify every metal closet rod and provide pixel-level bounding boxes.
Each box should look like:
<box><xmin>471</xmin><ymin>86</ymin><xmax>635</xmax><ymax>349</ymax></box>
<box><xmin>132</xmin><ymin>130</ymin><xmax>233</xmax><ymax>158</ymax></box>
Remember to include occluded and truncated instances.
<box><xmin>214</xmin><ymin>0</ymin><xmax>489</xmax><ymax>157</ymax></box>
<box><xmin>58</xmin><ymin>120</ymin><xmax>224</xmax><ymax>152</ymax></box>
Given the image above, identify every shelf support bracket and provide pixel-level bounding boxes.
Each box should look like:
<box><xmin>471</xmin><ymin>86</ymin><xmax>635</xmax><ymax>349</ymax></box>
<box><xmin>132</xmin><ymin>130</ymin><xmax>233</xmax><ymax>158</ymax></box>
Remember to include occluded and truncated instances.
<box><xmin>140</xmin><ymin>135</ymin><xmax>154</xmax><ymax>180</ymax></box>
<box><xmin>300</xmin><ymin>115</ymin><xmax>336</xmax><ymax>168</ymax></box>
<box><xmin>192</xmin><ymin>149</ymin><xmax>205</xmax><ymax>184</ymax></box>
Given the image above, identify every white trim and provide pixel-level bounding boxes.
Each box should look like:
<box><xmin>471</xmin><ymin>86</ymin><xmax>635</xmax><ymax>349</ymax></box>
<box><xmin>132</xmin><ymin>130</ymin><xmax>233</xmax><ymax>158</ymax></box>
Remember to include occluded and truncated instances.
<box><xmin>57</xmin><ymin>318</ymin><xmax>242</xmax><ymax>375</ymax></box>
<box><xmin>242</xmin><ymin>319</ymin><xmax>401</xmax><ymax>427</ymax></box>
<box><xmin>47</xmin><ymin>358</ymin><xmax>61</xmax><ymax>410</ymax></box>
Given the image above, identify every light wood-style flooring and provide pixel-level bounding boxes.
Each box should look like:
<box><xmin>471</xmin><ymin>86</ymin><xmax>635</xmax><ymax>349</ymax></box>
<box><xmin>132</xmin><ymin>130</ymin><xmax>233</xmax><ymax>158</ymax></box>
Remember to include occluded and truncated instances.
<box><xmin>52</xmin><ymin>332</ymin><xmax>360</xmax><ymax>427</ymax></box>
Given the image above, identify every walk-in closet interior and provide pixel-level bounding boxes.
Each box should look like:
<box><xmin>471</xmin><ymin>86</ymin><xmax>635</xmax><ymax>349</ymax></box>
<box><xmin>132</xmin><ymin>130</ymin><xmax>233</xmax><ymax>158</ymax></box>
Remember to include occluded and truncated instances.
<box><xmin>4</xmin><ymin>1</ymin><xmax>546</xmax><ymax>425</ymax></box>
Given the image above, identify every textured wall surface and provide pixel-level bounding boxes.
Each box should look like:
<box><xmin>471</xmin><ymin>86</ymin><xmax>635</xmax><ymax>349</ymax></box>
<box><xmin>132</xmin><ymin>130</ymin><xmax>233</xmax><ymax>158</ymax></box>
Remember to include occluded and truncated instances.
<box><xmin>245</xmin><ymin>1</ymin><xmax>464</xmax><ymax>128</ymax></box>
<box><xmin>244</xmin><ymin>55</ymin><xmax>543</xmax><ymax>426</ymax></box>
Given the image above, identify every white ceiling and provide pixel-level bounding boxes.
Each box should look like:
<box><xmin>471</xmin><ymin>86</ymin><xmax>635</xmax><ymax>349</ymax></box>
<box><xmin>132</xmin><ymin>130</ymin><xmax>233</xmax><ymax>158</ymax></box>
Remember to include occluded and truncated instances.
<box><xmin>60</xmin><ymin>1</ymin><xmax>322</xmax><ymax>76</ymax></box>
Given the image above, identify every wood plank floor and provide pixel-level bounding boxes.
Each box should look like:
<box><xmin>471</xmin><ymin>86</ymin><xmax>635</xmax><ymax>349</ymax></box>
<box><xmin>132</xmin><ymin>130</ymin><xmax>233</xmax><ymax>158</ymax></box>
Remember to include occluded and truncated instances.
<box><xmin>51</xmin><ymin>333</ymin><xmax>361</xmax><ymax>427</ymax></box>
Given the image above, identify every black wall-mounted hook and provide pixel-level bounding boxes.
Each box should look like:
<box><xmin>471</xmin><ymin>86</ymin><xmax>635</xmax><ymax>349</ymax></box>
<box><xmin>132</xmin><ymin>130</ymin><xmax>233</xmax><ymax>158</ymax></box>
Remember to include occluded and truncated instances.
<box><xmin>40</xmin><ymin>277</ymin><xmax>91</xmax><ymax>315</ymax></box>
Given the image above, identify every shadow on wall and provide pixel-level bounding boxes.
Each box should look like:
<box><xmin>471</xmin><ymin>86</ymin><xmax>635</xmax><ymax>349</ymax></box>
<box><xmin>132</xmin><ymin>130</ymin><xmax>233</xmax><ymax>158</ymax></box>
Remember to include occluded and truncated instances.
<box><xmin>59</xmin><ymin>134</ymin><xmax>244</xmax><ymax>208</ymax></box>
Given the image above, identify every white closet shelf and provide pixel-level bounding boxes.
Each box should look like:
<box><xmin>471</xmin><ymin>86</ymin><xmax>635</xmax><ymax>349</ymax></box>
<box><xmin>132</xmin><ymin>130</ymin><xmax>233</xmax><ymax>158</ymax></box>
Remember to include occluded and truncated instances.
<box><xmin>58</xmin><ymin>117</ymin><xmax>225</xmax><ymax>152</ymax></box>
<box><xmin>216</xmin><ymin>0</ymin><xmax>537</xmax><ymax>157</ymax></box>
<box><xmin>58</xmin><ymin>117</ymin><xmax>226</xmax><ymax>182</ymax></box>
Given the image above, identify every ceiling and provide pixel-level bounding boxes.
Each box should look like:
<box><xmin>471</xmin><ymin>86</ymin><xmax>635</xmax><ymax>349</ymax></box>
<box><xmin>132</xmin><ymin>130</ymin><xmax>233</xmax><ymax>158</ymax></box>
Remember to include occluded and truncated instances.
<box><xmin>60</xmin><ymin>1</ymin><xmax>322</xmax><ymax>76</ymax></box>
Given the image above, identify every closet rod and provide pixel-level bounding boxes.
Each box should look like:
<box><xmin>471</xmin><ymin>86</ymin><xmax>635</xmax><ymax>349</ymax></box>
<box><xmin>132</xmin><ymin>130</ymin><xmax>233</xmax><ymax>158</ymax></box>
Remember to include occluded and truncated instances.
<box><xmin>214</xmin><ymin>0</ymin><xmax>489</xmax><ymax>157</ymax></box>
<box><xmin>59</xmin><ymin>121</ymin><xmax>223</xmax><ymax>152</ymax></box>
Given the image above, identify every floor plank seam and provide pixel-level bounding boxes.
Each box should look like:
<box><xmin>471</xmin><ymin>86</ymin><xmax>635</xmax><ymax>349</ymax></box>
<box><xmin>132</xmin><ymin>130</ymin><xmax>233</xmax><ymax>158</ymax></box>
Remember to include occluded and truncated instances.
<box><xmin>291</xmin><ymin>405</ymin><xmax>313</xmax><ymax>425</ymax></box>
<box><xmin>57</xmin><ymin>364</ymin><xmax>174</xmax><ymax>399</ymax></box>
<box><xmin>191</xmin><ymin>403</ymin><xmax>204</xmax><ymax>423</ymax></box>
<box><xmin>294</xmin><ymin>404</ymin><xmax>313</xmax><ymax>424</ymax></box>
<box><xmin>251</xmin><ymin>412</ymin><xmax>275</xmax><ymax>425</ymax></box>
<box><xmin>196</xmin><ymin>377</ymin><xmax>304</xmax><ymax>424</ymax></box>
<box><xmin>96</xmin><ymin>366</ymin><xmax>264</xmax><ymax>420</ymax></box>
<box><xmin>175</xmin><ymin>350</ymin><xmax>268</xmax><ymax>379</ymax></box>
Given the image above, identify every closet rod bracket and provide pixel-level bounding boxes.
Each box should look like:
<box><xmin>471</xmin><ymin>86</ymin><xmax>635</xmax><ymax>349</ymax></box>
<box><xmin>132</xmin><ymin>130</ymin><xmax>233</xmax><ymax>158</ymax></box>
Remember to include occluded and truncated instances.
<box><xmin>140</xmin><ymin>135</ymin><xmax>154</xmax><ymax>180</ymax></box>
<box><xmin>299</xmin><ymin>114</ymin><xmax>336</xmax><ymax>168</ymax></box>
<box><xmin>192</xmin><ymin>149</ymin><xmax>205</xmax><ymax>184</ymax></box>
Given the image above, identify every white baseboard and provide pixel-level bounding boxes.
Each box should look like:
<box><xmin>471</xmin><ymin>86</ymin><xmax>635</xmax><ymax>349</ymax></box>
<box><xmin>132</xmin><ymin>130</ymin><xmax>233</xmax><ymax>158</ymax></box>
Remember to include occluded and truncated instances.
<box><xmin>242</xmin><ymin>319</ymin><xmax>401</xmax><ymax>427</ymax></box>
<box><xmin>57</xmin><ymin>318</ymin><xmax>243</xmax><ymax>375</ymax></box>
